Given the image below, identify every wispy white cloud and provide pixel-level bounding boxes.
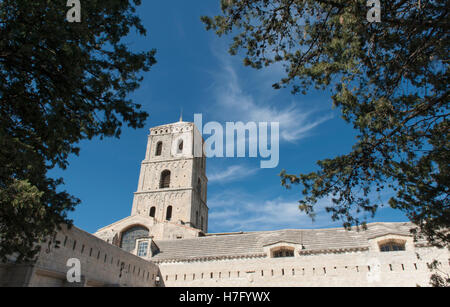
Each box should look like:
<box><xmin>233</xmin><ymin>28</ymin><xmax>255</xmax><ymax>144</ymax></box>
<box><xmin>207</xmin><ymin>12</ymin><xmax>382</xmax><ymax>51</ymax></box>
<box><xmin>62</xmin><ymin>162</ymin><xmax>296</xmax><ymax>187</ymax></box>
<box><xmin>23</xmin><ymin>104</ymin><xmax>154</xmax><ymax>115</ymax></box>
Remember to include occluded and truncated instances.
<box><xmin>200</xmin><ymin>43</ymin><xmax>407</xmax><ymax>233</ymax></box>
<box><xmin>207</xmin><ymin>47</ymin><xmax>333</xmax><ymax>143</ymax></box>
<box><xmin>207</xmin><ymin>187</ymin><xmax>403</xmax><ymax>233</ymax></box>
<box><xmin>207</xmin><ymin>190</ymin><xmax>341</xmax><ymax>233</ymax></box>
<box><xmin>208</xmin><ymin>164</ymin><xmax>259</xmax><ymax>183</ymax></box>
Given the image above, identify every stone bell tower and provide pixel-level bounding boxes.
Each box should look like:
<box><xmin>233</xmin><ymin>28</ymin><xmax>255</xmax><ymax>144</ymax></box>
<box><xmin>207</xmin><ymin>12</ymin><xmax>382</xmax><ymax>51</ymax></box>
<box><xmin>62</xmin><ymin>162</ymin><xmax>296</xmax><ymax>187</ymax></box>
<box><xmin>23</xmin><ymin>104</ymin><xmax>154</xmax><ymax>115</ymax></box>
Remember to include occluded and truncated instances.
<box><xmin>130</xmin><ymin>119</ymin><xmax>208</xmax><ymax>232</ymax></box>
<box><xmin>94</xmin><ymin>118</ymin><xmax>207</xmax><ymax>246</ymax></box>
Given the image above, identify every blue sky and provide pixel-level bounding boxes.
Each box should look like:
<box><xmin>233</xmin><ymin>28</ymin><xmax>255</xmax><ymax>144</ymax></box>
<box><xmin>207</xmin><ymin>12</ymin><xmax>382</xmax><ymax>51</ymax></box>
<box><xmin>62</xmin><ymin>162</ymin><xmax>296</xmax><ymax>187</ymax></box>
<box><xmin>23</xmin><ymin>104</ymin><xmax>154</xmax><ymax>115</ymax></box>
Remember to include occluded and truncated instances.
<box><xmin>50</xmin><ymin>1</ymin><xmax>408</xmax><ymax>234</ymax></box>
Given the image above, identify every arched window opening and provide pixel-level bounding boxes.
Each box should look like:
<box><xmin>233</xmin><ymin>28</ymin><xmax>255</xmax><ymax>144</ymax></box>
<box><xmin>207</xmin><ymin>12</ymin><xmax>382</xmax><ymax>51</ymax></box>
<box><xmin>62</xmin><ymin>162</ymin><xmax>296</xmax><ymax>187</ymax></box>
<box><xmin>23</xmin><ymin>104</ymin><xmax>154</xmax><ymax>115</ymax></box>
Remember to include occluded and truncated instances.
<box><xmin>149</xmin><ymin>206</ymin><xmax>156</xmax><ymax>218</ymax></box>
<box><xmin>160</xmin><ymin>170</ymin><xmax>171</xmax><ymax>188</ymax></box>
<box><xmin>112</xmin><ymin>234</ymin><xmax>120</xmax><ymax>247</ymax></box>
<box><xmin>120</xmin><ymin>226</ymin><xmax>149</xmax><ymax>253</ymax></box>
<box><xmin>156</xmin><ymin>142</ymin><xmax>163</xmax><ymax>156</ymax></box>
<box><xmin>271</xmin><ymin>247</ymin><xmax>295</xmax><ymax>258</ymax></box>
<box><xmin>178</xmin><ymin>140</ymin><xmax>183</xmax><ymax>153</ymax></box>
<box><xmin>197</xmin><ymin>178</ymin><xmax>201</xmax><ymax>195</ymax></box>
<box><xmin>201</xmin><ymin>157</ymin><xmax>205</xmax><ymax>169</ymax></box>
<box><xmin>379</xmin><ymin>240</ymin><xmax>406</xmax><ymax>252</ymax></box>
<box><xmin>166</xmin><ymin>206</ymin><xmax>172</xmax><ymax>221</ymax></box>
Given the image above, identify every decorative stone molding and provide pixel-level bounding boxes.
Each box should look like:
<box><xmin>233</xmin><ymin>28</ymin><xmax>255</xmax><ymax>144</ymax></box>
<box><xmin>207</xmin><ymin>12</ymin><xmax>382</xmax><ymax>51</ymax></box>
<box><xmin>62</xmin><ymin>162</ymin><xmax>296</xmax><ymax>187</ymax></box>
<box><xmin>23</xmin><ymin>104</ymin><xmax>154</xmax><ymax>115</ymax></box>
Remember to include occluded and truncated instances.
<box><xmin>298</xmin><ymin>247</ymin><xmax>369</xmax><ymax>255</ymax></box>
<box><xmin>152</xmin><ymin>253</ymin><xmax>267</xmax><ymax>264</ymax></box>
<box><xmin>150</xmin><ymin>122</ymin><xmax>193</xmax><ymax>136</ymax></box>
<box><xmin>262</xmin><ymin>241</ymin><xmax>303</xmax><ymax>258</ymax></box>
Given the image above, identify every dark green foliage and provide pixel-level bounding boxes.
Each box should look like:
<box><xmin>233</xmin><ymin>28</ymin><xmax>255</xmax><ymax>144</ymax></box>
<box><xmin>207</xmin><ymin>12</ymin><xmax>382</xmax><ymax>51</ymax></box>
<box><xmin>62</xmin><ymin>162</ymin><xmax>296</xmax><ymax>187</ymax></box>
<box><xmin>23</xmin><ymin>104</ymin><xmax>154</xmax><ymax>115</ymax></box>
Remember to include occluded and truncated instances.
<box><xmin>428</xmin><ymin>259</ymin><xmax>450</xmax><ymax>287</ymax></box>
<box><xmin>202</xmin><ymin>0</ymin><xmax>449</xmax><ymax>248</ymax></box>
<box><xmin>0</xmin><ymin>0</ymin><xmax>156</xmax><ymax>262</ymax></box>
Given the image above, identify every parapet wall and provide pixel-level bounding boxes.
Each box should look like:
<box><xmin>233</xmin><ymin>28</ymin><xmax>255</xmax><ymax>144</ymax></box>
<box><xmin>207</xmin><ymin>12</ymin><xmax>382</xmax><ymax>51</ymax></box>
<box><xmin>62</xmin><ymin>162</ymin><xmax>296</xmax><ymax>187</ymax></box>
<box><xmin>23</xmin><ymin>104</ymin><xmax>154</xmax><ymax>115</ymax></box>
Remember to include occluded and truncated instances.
<box><xmin>157</xmin><ymin>246</ymin><xmax>449</xmax><ymax>287</ymax></box>
<box><xmin>0</xmin><ymin>225</ymin><xmax>161</xmax><ymax>287</ymax></box>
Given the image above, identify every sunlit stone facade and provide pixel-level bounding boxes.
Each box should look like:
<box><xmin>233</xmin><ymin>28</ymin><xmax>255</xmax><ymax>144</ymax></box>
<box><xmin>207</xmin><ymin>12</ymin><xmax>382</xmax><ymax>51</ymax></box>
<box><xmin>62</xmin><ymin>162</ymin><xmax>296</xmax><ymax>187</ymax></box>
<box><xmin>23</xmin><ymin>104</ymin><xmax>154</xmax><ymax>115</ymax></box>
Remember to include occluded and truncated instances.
<box><xmin>2</xmin><ymin>120</ymin><xmax>448</xmax><ymax>287</ymax></box>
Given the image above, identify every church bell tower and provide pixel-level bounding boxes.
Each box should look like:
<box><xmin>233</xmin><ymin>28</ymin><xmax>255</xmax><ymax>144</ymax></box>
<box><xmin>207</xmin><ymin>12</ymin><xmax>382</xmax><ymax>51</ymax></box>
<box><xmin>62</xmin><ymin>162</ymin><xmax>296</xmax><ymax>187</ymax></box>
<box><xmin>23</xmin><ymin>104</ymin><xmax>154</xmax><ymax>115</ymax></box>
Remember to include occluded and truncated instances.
<box><xmin>131</xmin><ymin>119</ymin><xmax>208</xmax><ymax>233</ymax></box>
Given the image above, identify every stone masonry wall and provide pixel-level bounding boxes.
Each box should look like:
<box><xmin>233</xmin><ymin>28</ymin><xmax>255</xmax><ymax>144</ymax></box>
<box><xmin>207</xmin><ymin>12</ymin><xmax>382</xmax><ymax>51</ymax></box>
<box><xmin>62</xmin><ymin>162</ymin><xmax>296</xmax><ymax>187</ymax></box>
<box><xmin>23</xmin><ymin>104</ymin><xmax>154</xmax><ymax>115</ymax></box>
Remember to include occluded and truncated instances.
<box><xmin>0</xmin><ymin>225</ymin><xmax>161</xmax><ymax>287</ymax></box>
<box><xmin>157</xmin><ymin>246</ymin><xmax>449</xmax><ymax>287</ymax></box>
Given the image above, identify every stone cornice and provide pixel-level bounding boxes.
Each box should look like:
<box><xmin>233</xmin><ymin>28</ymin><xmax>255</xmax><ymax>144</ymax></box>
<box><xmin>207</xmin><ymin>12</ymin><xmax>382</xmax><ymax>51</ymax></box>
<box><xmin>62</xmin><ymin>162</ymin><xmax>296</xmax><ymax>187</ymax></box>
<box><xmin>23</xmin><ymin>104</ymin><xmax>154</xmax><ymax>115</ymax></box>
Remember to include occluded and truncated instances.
<box><xmin>134</xmin><ymin>187</ymin><xmax>194</xmax><ymax>194</ymax></box>
<box><xmin>150</xmin><ymin>121</ymin><xmax>194</xmax><ymax>135</ymax></box>
<box><xmin>366</xmin><ymin>232</ymin><xmax>414</xmax><ymax>240</ymax></box>
<box><xmin>262</xmin><ymin>240</ymin><xmax>301</xmax><ymax>247</ymax></box>
<box><xmin>152</xmin><ymin>253</ymin><xmax>267</xmax><ymax>264</ymax></box>
<box><xmin>141</xmin><ymin>156</ymin><xmax>196</xmax><ymax>164</ymax></box>
<box><xmin>151</xmin><ymin>246</ymin><xmax>374</xmax><ymax>263</ymax></box>
<box><xmin>298</xmin><ymin>246</ymin><xmax>369</xmax><ymax>255</ymax></box>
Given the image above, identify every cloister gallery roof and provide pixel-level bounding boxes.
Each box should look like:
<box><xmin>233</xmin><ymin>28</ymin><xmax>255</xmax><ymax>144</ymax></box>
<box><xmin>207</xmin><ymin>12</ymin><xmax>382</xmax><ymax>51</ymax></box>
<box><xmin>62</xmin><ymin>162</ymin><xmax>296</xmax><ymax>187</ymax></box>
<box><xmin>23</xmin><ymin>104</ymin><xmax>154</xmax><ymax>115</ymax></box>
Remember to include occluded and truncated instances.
<box><xmin>151</xmin><ymin>222</ymin><xmax>422</xmax><ymax>262</ymax></box>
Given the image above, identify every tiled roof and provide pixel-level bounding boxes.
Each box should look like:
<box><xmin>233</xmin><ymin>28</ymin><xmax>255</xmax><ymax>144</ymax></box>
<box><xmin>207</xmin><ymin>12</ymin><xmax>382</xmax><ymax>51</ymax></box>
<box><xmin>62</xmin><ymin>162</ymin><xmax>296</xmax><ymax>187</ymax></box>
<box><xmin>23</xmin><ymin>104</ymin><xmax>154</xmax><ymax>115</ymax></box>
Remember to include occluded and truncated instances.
<box><xmin>151</xmin><ymin>222</ymin><xmax>417</xmax><ymax>262</ymax></box>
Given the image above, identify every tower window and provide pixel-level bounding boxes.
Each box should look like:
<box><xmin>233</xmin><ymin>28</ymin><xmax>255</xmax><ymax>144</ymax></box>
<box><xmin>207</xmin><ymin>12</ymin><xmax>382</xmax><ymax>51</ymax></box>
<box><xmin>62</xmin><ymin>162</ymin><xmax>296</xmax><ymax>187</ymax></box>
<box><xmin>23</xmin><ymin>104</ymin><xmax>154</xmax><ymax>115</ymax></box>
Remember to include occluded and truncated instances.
<box><xmin>166</xmin><ymin>206</ymin><xmax>172</xmax><ymax>221</ymax></box>
<box><xmin>112</xmin><ymin>234</ymin><xmax>119</xmax><ymax>247</ymax></box>
<box><xmin>149</xmin><ymin>206</ymin><xmax>156</xmax><ymax>218</ymax></box>
<box><xmin>160</xmin><ymin>170</ymin><xmax>171</xmax><ymax>188</ymax></box>
<box><xmin>155</xmin><ymin>142</ymin><xmax>162</xmax><ymax>156</ymax></box>
<box><xmin>178</xmin><ymin>140</ymin><xmax>183</xmax><ymax>152</ymax></box>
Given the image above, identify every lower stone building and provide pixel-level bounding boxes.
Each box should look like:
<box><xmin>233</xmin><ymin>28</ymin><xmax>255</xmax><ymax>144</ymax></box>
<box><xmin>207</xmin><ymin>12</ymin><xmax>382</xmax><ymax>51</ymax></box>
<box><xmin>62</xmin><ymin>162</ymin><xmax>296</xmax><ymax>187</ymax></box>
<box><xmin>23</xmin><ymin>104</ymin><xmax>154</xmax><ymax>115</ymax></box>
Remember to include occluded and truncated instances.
<box><xmin>0</xmin><ymin>224</ymin><xmax>161</xmax><ymax>287</ymax></box>
<box><xmin>152</xmin><ymin>222</ymin><xmax>447</xmax><ymax>287</ymax></box>
<box><xmin>1</xmin><ymin>119</ymin><xmax>448</xmax><ymax>287</ymax></box>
